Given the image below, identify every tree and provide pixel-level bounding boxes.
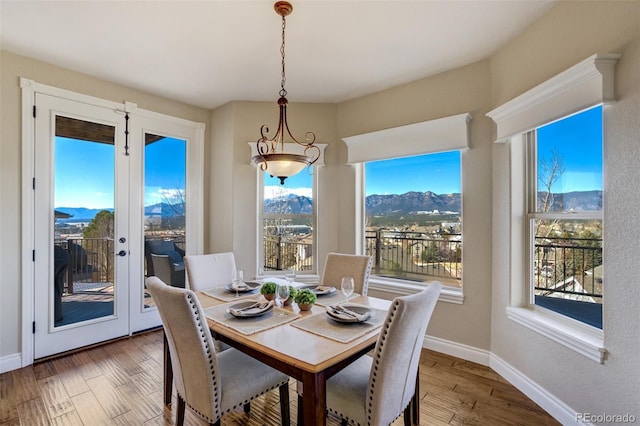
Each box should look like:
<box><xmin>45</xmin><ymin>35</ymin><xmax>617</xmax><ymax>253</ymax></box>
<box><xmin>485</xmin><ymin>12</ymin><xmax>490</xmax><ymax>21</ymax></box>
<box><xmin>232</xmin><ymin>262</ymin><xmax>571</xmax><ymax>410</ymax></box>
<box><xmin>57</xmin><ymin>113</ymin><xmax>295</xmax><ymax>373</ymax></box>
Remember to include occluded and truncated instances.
<box><xmin>538</xmin><ymin>148</ymin><xmax>565</xmax><ymax>213</ymax></box>
<box><xmin>83</xmin><ymin>210</ymin><xmax>114</xmax><ymax>239</ymax></box>
<box><xmin>83</xmin><ymin>210</ymin><xmax>114</xmax><ymax>282</ymax></box>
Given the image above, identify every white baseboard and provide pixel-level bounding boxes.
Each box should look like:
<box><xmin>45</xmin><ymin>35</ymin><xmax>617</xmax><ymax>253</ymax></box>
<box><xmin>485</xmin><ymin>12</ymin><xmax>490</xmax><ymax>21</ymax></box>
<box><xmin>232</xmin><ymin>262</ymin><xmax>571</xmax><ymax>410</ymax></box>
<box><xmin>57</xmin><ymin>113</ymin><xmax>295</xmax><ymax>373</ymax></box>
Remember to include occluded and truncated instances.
<box><xmin>423</xmin><ymin>334</ymin><xmax>491</xmax><ymax>366</ymax></box>
<box><xmin>490</xmin><ymin>353</ymin><xmax>582</xmax><ymax>425</ymax></box>
<box><xmin>0</xmin><ymin>353</ymin><xmax>23</xmax><ymax>374</ymax></box>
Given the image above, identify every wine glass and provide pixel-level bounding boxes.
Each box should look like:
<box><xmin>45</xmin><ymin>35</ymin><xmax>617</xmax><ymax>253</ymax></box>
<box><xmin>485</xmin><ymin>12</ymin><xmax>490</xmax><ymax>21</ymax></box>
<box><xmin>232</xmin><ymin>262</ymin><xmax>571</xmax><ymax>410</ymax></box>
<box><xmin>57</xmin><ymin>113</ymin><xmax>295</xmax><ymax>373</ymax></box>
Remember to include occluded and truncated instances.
<box><xmin>341</xmin><ymin>277</ymin><xmax>354</xmax><ymax>304</ymax></box>
<box><xmin>284</xmin><ymin>267</ymin><xmax>296</xmax><ymax>285</ymax></box>
<box><xmin>275</xmin><ymin>283</ymin><xmax>290</xmax><ymax>315</ymax></box>
<box><xmin>233</xmin><ymin>269</ymin><xmax>244</xmax><ymax>298</ymax></box>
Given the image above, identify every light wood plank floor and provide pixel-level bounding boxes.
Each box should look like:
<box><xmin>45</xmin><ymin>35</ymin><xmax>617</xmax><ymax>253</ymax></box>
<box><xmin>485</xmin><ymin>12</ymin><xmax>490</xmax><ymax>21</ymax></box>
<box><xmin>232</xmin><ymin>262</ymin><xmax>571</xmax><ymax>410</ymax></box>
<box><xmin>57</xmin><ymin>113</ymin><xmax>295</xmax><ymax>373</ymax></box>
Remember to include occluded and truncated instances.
<box><xmin>0</xmin><ymin>330</ymin><xmax>560</xmax><ymax>425</ymax></box>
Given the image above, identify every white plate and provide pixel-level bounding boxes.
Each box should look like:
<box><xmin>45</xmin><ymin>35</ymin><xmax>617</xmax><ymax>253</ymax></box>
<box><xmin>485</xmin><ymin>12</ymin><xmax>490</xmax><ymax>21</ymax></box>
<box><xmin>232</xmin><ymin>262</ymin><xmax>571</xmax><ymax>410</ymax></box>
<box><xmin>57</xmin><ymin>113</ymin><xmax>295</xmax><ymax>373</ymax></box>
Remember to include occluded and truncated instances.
<box><xmin>300</xmin><ymin>285</ymin><xmax>336</xmax><ymax>295</ymax></box>
<box><xmin>325</xmin><ymin>304</ymin><xmax>371</xmax><ymax>323</ymax></box>
<box><xmin>227</xmin><ymin>301</ymin><xmax>273</xmax><ymax>318</ymax></box>
<box><xmin>224</xmin><ymin>281</ymin><xmax>261</xmax><ymax>293</ymax></box>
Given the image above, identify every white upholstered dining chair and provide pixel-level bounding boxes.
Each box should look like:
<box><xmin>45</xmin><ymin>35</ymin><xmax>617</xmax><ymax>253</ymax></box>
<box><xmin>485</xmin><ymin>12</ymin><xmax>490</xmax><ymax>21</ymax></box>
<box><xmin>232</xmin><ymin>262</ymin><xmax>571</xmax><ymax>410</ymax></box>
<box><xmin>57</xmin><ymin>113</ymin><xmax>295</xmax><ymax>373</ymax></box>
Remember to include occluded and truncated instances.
<box><xmin>325</xmin><ymin>282</ymin><xmax>442</xmax><ymax>426</ymax></box>
<box><xmin>184</xmin><ymin>252</ymin><xmax>237</xmax><ymax>291</ymax></box>
<box><xmin>320</xmin><ymin>253</ymin><xmax>372</xmax><ymax>296</ymax></box>
<box><xmin>146</xmin><ymin>277</ymin><xmax>291</xmax><ymax>426</ymax></box>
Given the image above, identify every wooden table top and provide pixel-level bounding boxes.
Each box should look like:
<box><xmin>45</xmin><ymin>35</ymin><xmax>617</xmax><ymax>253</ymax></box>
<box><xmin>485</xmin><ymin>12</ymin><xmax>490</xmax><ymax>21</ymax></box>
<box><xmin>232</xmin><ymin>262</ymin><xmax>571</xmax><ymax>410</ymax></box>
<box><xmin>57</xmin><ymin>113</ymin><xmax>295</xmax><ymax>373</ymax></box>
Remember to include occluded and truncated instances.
<box><xmin>197</xmin><ymin>292</ymin><xmax>391</xmax><ymax>374</ymax></box>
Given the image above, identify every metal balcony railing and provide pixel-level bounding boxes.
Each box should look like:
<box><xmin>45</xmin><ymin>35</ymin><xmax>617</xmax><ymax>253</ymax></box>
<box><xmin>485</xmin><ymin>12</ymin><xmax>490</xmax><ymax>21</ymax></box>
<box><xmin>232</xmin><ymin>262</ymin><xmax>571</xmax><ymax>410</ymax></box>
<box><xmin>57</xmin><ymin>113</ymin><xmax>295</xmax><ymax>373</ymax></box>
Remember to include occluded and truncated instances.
<box><xmin>365</xmin><ymin>229</ymin><xmax>462</xmax><ymax>286</ymax></box>
<box><xmin>55</xmin><ymin>238</ymin><xmax>114</xmax><ymax>294</ymax></box>
<box><xmin>262</xmin><ymin>235</ymin><xmax>313</xmax><ymax>272</ymax></box>
<box><xmin>534</xmin><ymin>236</ymin><xmax>603</xmax><ymax>302</ymax></box>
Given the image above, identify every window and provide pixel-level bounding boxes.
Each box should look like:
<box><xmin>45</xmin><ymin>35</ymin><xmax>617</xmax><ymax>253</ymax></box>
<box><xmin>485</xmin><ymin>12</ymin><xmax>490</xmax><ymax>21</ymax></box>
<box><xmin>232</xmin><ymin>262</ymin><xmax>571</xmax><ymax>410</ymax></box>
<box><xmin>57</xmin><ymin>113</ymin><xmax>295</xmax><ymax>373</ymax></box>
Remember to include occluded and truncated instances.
<box><xmin>364</xmin><ymin>152</ymin><xmax>462</xmax><ymax>288</ymax></box>
<box><xmin>259</xmin><ymin>169</ymin><xmax>316</xmax><ymax>274</ymax></box>
<box><xmin>487</xmin><ymin>54</ymin><xmax>618</xmax><ymax>362</ymax></box>
<box><xmin>527</xmin><ymin>106</ymin><xmax>603</xmax><ymax>329</ymax></box>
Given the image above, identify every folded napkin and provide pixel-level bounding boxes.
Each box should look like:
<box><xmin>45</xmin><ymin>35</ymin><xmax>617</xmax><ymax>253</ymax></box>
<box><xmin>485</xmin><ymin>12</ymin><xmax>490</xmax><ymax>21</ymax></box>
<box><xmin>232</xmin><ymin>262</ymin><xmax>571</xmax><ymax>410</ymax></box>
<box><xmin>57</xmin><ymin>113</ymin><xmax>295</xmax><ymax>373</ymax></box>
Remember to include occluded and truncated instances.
<box><xmin>229</xmin><ymin>301</ymin><xmax>272</xmax><ymax>317</ymax></box>
<box><xmin>326</xmin><ymin>305</ymin><xmax>371</xmax><ymax>322</ymax></box>
<box><xmin>231</xmin><ymin>282</ymin><xmax>250</xmax><ymax>291</ymax></box>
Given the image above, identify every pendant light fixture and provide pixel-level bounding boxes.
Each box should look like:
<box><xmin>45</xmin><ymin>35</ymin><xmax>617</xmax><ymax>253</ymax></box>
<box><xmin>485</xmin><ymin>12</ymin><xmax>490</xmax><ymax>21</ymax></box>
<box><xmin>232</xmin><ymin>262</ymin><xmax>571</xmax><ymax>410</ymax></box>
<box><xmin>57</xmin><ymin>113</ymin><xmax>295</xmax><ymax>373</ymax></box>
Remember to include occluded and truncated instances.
<box><xmin>252</xmin><ymin>1</ymin><xmax>320</xmax><ymax>185</ymax></box>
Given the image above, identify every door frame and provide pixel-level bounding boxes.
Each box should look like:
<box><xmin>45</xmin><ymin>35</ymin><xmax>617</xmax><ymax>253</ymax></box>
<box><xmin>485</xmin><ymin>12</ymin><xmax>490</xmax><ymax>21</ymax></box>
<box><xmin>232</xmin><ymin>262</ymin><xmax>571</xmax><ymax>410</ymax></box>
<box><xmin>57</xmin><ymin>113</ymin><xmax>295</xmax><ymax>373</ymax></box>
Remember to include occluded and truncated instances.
<box><xmin>20</xmin><ymin>78</ymin><xmax>204</xmax><ymax>366</ymax></box>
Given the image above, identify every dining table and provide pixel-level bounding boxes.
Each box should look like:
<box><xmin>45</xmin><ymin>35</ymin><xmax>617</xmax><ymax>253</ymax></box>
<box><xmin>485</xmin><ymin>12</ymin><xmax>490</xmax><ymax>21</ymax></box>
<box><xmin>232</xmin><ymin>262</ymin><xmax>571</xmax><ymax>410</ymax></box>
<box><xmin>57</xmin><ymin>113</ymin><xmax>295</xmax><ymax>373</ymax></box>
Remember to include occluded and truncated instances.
<box><xmin>162</xmin><ymin>285</ymin><xmax>391</xmax><ymax>426</ymax></box>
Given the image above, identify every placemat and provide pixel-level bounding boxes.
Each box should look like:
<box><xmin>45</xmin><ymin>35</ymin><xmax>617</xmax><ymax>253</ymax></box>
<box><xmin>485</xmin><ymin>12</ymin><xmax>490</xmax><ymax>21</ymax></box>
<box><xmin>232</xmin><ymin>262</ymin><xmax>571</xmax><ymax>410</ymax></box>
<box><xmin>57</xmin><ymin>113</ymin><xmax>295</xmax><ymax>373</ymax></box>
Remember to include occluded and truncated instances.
<box><xmin>290</xmin><ymin>305</ymin><xmax>387</xmax><ymax>343</ymax></box>
<box><xmin>313</xmin><ymin>292</ymin><xmax>360</xmax><ymax>307</ymax></box>
<box><xmin>202</xmin><ymin>286</ymin><xmax>261</xmax><ymax>302</ymax></box>
<box><xmin>203</xmin><ymin>304</ymin><xmax>300</xmax><ymax>335</ymax></box>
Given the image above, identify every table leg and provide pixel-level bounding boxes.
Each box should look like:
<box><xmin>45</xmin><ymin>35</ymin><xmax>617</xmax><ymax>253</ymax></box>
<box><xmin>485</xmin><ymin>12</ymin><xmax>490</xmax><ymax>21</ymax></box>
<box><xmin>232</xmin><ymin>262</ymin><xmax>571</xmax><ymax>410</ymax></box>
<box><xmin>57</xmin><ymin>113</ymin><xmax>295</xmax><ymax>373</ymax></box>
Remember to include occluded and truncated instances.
<box><xmin>163</xmin><ymin>331</ymin><xmax>173</xmax><ymax>406</ymax></box>
<box><xmin>301</xmin><ymin>372</ymin><xmax>326</xmax><ymax>426</ymax></box>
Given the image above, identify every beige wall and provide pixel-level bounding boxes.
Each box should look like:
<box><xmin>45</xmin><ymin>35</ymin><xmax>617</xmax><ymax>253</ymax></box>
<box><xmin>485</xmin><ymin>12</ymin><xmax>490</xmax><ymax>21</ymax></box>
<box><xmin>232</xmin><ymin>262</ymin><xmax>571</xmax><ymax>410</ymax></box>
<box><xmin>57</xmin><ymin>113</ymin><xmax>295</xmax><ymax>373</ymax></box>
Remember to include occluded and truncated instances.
<box><xmin>0</xmin><ymin>51</ymin><xmax>209</xmax><ymax>357</ymax></box>
<box><xmin>490</xmin><ymin>0</ymin><xmax>640</xmax><ymax>418</ymax></box>
<box><xmin>1</xmin><ymin>0</ymin><xmax>639</xmax><ymax>419</ymax></box>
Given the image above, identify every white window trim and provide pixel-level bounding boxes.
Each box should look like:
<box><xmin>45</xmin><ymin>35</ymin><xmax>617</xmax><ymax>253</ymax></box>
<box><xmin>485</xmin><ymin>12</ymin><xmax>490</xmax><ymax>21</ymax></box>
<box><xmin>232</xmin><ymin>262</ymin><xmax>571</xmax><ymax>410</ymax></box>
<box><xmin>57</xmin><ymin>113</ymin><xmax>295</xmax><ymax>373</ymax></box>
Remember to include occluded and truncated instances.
<box><xmin>344</xmin><ymin>114</ymin><xmax>471</xmax><ymax>302</ymax></box>
<box><xmin>488</xmin><ymin>54</ymin><xmax>617</xmax><ymax>364</ymax></box>
<box><xmin>251</xmin><ymin>142</ymin><xmax>327</xmax><ymax>276</ymax></box>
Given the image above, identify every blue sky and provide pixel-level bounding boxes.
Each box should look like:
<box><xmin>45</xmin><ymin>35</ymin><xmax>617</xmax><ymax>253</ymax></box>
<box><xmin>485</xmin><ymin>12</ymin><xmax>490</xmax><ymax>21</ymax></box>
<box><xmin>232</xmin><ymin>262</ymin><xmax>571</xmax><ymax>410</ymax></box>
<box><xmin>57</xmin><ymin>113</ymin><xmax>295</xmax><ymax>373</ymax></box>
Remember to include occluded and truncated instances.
<box><xmin>365</xmin><ymin>151</ymin><xmax>461</xmax><ymax>196</ymax></box>
<box><xmin>537</xmin><ymin>105</ymin><xmax>602</xmax><ymax>193</ymax></box>
<box><xmin>55</xmin><ymin>136</ymin><xmax>186</xmax><ymax>209</ymax></box>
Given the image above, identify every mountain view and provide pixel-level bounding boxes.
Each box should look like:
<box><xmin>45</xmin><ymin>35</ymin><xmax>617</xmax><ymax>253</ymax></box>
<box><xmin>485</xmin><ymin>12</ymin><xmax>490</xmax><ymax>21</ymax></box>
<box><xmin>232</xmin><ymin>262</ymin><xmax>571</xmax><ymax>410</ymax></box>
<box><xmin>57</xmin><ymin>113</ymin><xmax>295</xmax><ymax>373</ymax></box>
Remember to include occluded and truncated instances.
<box><xmin>55</xmin><ymin>190</ymin><xmax>602</xmax><ymax>222</ymax></box>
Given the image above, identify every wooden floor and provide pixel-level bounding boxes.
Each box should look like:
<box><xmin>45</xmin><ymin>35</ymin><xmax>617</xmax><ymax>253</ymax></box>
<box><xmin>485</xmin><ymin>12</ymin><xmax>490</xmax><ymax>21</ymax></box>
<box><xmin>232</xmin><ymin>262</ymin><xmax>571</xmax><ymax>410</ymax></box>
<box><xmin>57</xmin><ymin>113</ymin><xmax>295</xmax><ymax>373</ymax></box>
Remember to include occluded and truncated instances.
<box><xmin>0</xmin><ymin>330</ymin><xmax>560</xmax><ymax>426</ymax></box>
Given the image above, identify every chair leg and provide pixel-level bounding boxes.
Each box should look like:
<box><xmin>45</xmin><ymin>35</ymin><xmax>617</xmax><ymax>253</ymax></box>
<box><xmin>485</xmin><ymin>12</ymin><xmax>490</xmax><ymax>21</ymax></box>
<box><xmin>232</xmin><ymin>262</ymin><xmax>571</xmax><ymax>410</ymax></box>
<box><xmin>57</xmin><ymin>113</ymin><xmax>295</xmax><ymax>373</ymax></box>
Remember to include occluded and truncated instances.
<box><xmin>176</xmin><ymin>394</ymin><xmax>186</xmax><ymax>426</ymax></box>
<box><xmin>279</xmin><ymin>383</ymin><xmax>291</xmax><ymax>426</ymax></box>
<box><xmin>403</xmin><ymin>404</ymin><xmax>412</xmax><ymax>426</ymax></box>
<box><xmin>243</xmin><ymin>402</ymin><xmax>250</xmax><ymax>414</ymax></box>
<box><xmin>412</xmin><ymin>368</ymin><xmax>420</xmax><ymax>425</ymax></box>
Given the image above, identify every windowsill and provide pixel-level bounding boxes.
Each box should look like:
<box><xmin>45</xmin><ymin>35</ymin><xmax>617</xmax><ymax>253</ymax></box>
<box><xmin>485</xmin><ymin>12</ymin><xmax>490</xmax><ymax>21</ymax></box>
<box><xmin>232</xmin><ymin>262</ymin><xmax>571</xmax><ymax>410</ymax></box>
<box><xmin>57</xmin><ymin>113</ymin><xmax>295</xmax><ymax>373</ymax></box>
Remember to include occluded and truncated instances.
<box><xmin>506</xmin><ymin>306</ymin><xmax>606</xmax><ymax>363</ymax></box>
<box><xmin>368</xmin><ymin>277</ymin><xmax>464</xmax><ymax>304</ymax></box>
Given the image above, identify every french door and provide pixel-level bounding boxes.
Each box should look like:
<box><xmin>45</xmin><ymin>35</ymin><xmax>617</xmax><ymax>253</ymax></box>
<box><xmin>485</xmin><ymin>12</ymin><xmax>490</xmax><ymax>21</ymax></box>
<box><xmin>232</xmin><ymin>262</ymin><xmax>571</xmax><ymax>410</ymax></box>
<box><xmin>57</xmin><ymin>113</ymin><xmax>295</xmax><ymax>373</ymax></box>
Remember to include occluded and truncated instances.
<box><xmin>30</xmin><ymin>89</ymin><xmax>203</xmax><ymax>359</ymax></box>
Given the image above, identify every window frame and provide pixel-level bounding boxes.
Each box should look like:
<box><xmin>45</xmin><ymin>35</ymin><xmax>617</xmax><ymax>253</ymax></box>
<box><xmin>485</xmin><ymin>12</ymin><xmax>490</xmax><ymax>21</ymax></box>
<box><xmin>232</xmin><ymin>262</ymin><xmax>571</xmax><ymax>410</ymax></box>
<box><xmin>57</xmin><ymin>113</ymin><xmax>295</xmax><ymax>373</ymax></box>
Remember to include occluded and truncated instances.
<box><xmin>524</xmin><ymin>110</ymin><xmax>604</xmax><ymax>328</ymax></box>
<box><xmin>487</xmin><ymin>54</ymin><xmax>618</xmax><ymax>363</ymax></box>
<box><xmin>344</xmin><ymin>113</ymin><xmax>471</xmax><ymax>304</ymax></box>
<box><xmin>362</xmin><ymin>151</ymin><xmax>463</xmax><ymax>292</ymax></box>
<box><xmin>257</xmin><ymin>167</ymin><xmax>318</xmax><ymax>276</ymax></box>
<box><xmin>250</xmin><ymin>141</ymin><xmax>326</xmax><ymax>279</ymax></box>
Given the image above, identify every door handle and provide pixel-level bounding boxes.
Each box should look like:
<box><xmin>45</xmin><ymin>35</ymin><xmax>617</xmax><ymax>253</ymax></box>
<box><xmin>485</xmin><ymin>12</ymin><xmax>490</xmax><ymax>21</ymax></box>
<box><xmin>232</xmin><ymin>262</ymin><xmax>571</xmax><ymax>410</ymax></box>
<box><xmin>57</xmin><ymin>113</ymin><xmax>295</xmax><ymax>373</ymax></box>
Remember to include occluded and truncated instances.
<box><xmin>117</xmin><ymin>250</ymin><xmax>127</xmax><ymax>257</ymax></box>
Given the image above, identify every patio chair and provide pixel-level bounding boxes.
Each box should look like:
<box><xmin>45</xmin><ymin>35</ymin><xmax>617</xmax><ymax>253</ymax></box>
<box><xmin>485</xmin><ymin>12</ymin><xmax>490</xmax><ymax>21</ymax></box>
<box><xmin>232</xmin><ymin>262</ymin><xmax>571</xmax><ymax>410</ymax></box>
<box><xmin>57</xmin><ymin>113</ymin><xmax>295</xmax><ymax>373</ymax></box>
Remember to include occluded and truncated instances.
<box><xmin>145</xmin><ymin>239</ymin><xmax>185</xmax><ymax>288</ymax></box>
<box><xmin>146</xmin><ymin>276</ymin><xmax>290</xmax><ymax>426</ymax></box>
<box><xmin>325</xmin><ymin>282</ymin><xmax>442</xmax><ymax>425</ymax></box>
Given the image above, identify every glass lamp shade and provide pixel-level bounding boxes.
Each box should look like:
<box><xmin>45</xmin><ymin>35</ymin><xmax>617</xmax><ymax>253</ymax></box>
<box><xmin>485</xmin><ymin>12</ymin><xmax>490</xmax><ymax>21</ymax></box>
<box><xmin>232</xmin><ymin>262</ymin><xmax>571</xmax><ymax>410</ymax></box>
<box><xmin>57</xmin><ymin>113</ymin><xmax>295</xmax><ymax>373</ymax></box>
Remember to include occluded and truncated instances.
<box><xmin>252</xmin><ymin>152</ymin><xmax>311</xmax><ymax>183</ymax></box>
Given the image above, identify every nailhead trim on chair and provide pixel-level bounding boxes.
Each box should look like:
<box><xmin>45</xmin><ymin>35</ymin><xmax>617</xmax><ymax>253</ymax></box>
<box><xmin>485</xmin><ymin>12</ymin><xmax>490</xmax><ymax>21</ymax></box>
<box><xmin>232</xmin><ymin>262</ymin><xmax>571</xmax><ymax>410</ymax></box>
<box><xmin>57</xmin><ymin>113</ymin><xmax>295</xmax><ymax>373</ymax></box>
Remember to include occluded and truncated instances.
<box><xmin>368</xmin><ymin>300</ymin><xmax>399</xmax><ymax>425</ymax></box>
<box><xmin>186</xmin><ymin>293</ymin><xmax>221</xmax><ymax>422</ymax></box>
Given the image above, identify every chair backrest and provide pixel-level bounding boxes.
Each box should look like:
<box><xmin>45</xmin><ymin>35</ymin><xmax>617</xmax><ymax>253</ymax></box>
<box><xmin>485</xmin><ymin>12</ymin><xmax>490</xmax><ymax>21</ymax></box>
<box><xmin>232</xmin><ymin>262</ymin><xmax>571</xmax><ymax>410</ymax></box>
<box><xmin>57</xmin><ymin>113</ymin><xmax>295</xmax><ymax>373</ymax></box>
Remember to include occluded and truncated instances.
<box><xmin>145</xmin><ymin>277</ymin><xmax>222</xmax><ymax>421</ymax></box>
<box><xmin>145</xmin><ymin>239</ymin><xmax>183</xmax><ymax>276</ymax></box>
<box><xmin>320</xmin><ymin>253</ymin><xmax>372</xmax><ymax>295</ymax></box>
<box><xmin>184</xmin><ymin>252</ymin><xmax>237</xmax><ymax>291</ymax></box>
<box><xmin>367</xmin><ymin>282</ymin><xmax>442</xmax><ymax>426</ymax></box>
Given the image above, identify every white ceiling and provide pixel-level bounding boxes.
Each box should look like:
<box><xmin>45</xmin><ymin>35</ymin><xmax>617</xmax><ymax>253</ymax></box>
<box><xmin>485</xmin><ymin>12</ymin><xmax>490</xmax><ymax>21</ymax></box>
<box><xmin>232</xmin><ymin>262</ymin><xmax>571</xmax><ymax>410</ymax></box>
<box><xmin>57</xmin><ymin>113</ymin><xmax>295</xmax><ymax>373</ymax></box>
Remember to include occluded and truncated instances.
<box><xmin>1</xmin><ymin>0</ymin><xmax>556</xmax><ymax>110</ymax></box>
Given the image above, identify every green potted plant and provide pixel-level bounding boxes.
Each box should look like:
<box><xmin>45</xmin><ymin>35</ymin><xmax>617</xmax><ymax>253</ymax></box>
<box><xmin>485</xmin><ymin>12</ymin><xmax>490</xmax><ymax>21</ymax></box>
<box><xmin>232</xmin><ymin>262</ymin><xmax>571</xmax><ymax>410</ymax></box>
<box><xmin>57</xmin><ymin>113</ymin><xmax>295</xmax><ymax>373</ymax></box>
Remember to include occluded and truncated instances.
<box><xmin>260</xmin><ymin>282</ymin><xmax>277</xmax><ymax>301</ymax></box>
<box><xmin>293</xmin><ymin>288</ymin><xmax>317</xmax><ymax>311</ymax></box>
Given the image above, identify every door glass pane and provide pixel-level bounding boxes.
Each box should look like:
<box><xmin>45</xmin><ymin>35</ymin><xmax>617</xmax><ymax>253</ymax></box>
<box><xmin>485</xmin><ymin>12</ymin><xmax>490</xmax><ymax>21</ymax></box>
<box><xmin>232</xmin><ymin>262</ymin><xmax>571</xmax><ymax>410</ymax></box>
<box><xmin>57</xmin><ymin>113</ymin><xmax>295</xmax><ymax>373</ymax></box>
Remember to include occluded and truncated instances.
<box><xmin>144</xmin><ymin>134</ymin><xmax>187</xmax><ymax>302</ymax></box>
<box><xmin>53</xmin><ymin>116</ymin><xmax>115</xmax><ymax>327</ymax></box>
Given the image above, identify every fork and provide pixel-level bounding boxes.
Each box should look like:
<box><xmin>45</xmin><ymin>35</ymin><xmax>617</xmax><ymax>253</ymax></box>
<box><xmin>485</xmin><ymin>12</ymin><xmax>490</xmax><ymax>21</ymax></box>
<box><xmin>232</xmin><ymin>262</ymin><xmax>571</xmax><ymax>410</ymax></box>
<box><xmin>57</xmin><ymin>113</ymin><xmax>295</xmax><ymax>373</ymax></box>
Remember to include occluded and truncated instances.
<box><xmin>237</xmin><ymin>302</ymin><xmax>268</xmax><ymax>312</ymax></box>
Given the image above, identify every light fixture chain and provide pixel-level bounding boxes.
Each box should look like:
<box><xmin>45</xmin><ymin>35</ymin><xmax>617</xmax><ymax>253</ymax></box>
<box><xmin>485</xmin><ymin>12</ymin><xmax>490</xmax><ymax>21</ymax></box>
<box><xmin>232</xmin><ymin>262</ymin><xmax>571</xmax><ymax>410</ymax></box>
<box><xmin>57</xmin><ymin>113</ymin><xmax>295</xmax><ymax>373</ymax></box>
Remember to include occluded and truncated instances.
<box><xmin>280</xmin><ymin>14</ymin><xmax>287</xmax><ymax>98</ymax></box>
